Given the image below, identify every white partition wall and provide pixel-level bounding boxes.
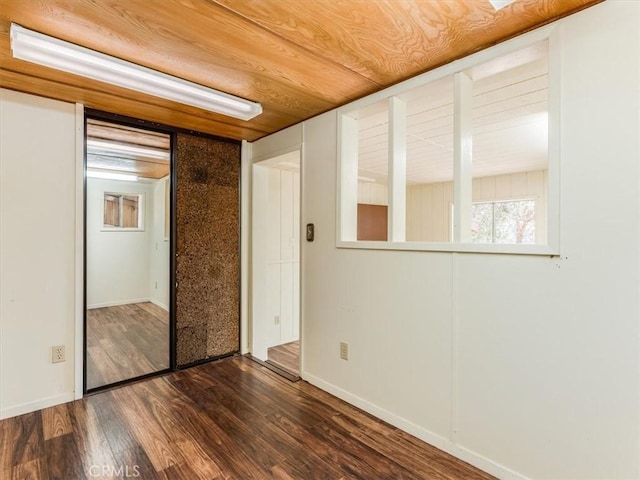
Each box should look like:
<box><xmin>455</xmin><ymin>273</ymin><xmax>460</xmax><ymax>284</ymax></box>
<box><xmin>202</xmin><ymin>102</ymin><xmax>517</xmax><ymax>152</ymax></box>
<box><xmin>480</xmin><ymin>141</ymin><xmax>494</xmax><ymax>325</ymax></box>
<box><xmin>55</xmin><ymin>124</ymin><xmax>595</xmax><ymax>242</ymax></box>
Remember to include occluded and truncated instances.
<box><xmin>250</xmin><ymin>2</ymin><xmax>640</xmax><ymax>478</ymax></box>
<box><xmin>0</xmin><ymin>89</ymin><xmax>81</xmax><ymax>418</ymax></box>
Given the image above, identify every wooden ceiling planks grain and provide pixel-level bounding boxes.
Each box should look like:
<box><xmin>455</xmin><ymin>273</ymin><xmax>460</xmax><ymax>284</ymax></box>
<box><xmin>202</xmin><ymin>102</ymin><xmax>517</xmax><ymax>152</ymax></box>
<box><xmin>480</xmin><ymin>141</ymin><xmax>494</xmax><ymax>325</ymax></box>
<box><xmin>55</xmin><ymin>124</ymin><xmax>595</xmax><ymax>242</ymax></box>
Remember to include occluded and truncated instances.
<box><xmin>0</xmin><ymin>0</ymin><xmax>601</xmax><ymax>141</ymax></box>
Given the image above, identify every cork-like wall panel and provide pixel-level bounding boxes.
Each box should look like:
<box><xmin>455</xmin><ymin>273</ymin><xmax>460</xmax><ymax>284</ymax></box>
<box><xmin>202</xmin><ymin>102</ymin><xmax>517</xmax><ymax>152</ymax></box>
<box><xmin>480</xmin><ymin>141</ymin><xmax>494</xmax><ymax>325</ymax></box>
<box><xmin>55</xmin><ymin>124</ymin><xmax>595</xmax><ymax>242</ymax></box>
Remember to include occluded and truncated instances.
<box><xmin>175</xmin><ymin>132</ymin><xmax>240</xmax><ymax>367</ymax></box>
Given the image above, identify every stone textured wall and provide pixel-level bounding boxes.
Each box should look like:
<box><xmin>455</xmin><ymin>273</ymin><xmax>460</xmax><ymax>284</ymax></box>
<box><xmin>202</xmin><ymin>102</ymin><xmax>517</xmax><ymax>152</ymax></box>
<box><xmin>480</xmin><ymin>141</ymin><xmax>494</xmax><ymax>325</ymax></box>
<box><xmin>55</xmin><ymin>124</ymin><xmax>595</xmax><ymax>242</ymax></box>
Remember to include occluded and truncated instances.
<box><xmin>175</xmin><ymin>132</ymin><xmax>240</xmax><ymax>366</ymax></box>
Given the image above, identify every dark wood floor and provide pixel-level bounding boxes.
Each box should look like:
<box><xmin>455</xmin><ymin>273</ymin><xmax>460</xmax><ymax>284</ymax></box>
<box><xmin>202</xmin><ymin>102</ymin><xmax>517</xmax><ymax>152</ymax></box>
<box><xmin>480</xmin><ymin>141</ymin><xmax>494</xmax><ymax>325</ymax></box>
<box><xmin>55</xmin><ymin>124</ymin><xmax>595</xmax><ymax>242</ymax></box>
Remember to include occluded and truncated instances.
<box><xmin>267</xmin><ymin>340</ymin><xmax>300</xmax><ymax>376</ymax></box>
<box><xmin>0</xmin><ymin>356</ymin><xmax>494</xmax><ymax>480</ymax></box>
<box><xmin>86</xmin><ymin>302</ymin><xmax>169</xmax><ymax>390</ymax></box>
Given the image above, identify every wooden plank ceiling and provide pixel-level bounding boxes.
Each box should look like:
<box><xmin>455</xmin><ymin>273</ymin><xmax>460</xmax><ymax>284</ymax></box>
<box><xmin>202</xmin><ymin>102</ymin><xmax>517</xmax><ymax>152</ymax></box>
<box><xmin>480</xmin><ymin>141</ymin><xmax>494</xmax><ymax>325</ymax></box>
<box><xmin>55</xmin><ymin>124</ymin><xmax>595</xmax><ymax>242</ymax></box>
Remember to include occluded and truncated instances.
<box><xmin>0</xmin><ymin>0</ymin><xmax>601</xmax><ymax>142</ymax></box>
<box><xmin>86</xmin><ymin>119</ymin><xmax>171</xmax><ymax>179</ymax></box>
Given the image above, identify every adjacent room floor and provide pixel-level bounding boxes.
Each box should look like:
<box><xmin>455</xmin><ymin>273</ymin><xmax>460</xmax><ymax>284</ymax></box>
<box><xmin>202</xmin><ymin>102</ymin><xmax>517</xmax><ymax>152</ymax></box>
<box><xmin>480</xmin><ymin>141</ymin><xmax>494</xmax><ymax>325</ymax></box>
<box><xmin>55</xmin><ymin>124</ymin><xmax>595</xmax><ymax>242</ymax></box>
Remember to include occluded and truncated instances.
<box><xmin>267</xmin><ymin>340</ymin><xmax>300</xmax><ymax>376</ymax></box>
<box><xmin>0</xmin><ymin>356</ymin><xmax>494</xmax><ymax>479</ymax></box>
<box><xmin>86</xmin><ymin>302</ymin><xmax>169</xmax><ymax>390</ymax></box>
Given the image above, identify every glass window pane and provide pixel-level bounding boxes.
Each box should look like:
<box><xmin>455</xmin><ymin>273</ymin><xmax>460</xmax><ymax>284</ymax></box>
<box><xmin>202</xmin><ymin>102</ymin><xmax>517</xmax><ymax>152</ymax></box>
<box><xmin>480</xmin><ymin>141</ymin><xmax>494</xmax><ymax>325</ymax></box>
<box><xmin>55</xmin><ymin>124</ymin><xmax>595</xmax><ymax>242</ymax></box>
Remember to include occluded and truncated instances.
<box><xmin>356</xmin><ymin>100</ymin><xmax>389</xmax><ymax>241</ymax></box>
<box><xmin>104</xmin><ymin>194</ymin><xmax>120</xmax><ymax>227</ymax></box>
<box><xmin>402</xmin><ymin>76</ymin><xmax>454</xmax><ymax>242</ymax></box>
<box><xmin>103</xmin><ymin>193</ymin><xmax>142</xmax><ymax>229</ymax></box>
<box><xmin>494</xmin><ymin>199</ymin><xmax>536</xmax><ymax>244</ymax></box>
<box><xmin>122</xmin><ymin>195</ymin><xmax>139</xmax><ymax>228</ymax></box>
<box><xmin>471</xmin><ymin>40</ymin><xmax>548</xmax><ymax>245</ymax></box>
<box><xmin>471</xmin><ymin>203</ymin><xmax>494</xmax><ymax>243</ymax></box>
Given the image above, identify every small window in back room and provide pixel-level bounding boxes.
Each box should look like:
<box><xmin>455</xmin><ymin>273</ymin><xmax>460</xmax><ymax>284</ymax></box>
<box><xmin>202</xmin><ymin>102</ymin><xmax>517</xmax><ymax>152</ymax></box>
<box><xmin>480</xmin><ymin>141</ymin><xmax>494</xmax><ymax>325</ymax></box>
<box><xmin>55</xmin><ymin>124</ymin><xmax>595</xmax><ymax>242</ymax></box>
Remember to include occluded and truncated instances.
<box><xmin>103</xmin><ymin>192</ymin><xmax>143</xmax><ymax>229</ymax></box>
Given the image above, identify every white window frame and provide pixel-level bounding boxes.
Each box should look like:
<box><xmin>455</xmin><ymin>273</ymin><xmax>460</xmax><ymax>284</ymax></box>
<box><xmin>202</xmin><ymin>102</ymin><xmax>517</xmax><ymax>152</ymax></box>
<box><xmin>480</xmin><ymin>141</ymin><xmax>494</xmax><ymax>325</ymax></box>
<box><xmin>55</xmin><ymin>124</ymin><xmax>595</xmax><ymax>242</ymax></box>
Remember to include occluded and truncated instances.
<box><xmin>101</xmin><ymin>191</ymin><xmax>145</xmax><ymax>232</ymax></box>
<box><xmin>336</xmin><ymin>25</ymin><xmax>560</xmax><ymax>256</ymax></box>
<box><xmin>469</xmin><ymin>197</ymin><xmax>537</xmax><ymax>245</ymax></box>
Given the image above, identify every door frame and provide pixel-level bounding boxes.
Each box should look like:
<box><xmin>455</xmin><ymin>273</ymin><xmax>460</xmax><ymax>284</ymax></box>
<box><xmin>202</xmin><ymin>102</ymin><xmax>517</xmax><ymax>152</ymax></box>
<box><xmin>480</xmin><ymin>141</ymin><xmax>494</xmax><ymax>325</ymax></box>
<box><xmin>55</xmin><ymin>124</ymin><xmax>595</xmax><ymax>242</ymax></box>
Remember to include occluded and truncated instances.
<box><xmin>249</xmin><ymin>147</ymin><xmax>303</xmax><ymax>374</ymax></box>
<box><xmin>82</xmin><ymin>108</ymin><xmax>177</xmax><ymax>394</ymax></box>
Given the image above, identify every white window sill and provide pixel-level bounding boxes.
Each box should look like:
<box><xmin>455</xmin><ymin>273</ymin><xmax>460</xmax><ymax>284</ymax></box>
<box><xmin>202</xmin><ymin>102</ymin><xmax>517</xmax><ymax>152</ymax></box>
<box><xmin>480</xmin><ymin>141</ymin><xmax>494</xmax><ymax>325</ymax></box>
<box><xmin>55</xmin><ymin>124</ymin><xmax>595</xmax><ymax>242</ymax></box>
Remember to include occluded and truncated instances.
<box><xmin>336</xmin><ymin>240</ymin><xmax>559</xmax><ymax>256</ymax></box>
<box><xmin>101</xmin><ymin>228</ymin><xmax>145</xmax><ymax>232</ymax></box>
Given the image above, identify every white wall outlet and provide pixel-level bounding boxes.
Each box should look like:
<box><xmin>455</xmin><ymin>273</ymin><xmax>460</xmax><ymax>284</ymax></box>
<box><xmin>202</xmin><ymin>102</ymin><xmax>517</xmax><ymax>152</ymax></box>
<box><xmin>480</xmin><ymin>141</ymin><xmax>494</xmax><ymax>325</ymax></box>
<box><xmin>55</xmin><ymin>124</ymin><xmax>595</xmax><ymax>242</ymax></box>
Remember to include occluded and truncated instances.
<box><xmin>52</xmin><ymin>345</ymin><xmax>65</xmax><ymax>363</ymax></box>
<box><xmin>340</xmin><ymin>341</ymin><xmax>349</xmax><ymax>360</ymax></box>
<box><xmin>274</xmin><ymin>315</ymin><xmax>280</xmax><ymax>325</ymax></box>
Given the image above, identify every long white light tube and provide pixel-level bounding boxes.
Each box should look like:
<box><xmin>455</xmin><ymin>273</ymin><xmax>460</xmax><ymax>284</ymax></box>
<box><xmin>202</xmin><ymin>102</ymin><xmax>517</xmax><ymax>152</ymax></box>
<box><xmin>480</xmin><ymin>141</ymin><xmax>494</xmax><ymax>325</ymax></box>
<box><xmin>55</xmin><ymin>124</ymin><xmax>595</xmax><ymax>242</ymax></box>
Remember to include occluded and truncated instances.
<box><xmin>10</xmin><ymin>23</ymin><xmax>263</xmax><ymax>121</ymax></box>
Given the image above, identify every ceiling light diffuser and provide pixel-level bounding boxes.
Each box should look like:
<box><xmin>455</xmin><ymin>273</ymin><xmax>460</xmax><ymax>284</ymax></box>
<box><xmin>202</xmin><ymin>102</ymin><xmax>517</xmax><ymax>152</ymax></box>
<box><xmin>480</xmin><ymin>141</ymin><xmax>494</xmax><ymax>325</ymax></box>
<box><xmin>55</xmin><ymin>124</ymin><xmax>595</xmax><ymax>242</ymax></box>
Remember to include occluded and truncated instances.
<box><xmin>87</xmin><ymin>170</ymin><xmax>139</xmax><ymax>182</ymax></box>
<box><xmin>10</xmin><ymin>23</ymin><xmax>262</xmax><ymax>121</ymax></box>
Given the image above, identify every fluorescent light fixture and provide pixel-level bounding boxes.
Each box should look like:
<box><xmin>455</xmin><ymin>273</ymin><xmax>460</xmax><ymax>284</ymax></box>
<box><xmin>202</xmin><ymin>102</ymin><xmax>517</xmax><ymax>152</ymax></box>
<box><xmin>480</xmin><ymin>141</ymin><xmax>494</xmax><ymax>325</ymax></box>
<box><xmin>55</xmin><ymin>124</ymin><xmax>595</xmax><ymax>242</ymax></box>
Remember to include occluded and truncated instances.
<box><xmin>87</xmin><ymin>139</ymin><xmax>170</xmax><ymax>160</ymax></box>
<box><xmin>489</xmin><ymin>0</ymin><xmax>517</xmax><ymax>10</ymax></box>
<box><xmin>10</xmin><ymin>23</ymin><xmax>262</xmax><ymax>121</ymax></box>
<box><xmin>87</xmin><ymin>170</ymin><xmax>138</xmax><ymax>182</ymax></box>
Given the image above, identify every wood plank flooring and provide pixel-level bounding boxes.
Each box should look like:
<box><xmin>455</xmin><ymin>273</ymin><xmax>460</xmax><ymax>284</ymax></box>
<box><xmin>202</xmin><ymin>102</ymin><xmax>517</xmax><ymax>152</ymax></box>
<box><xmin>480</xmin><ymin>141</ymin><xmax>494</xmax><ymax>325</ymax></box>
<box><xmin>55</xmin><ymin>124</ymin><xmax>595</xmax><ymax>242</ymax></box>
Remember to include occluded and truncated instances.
<box><xmin>267</xmin><ymin>341</ymin><xmax>300</xmax><ymax>376</ymax></box>
<box><xmin>0</xmin><ymin>356</ymin><xmax>495</xmax><ymax>480</ymax></box>
<box><xmin>86</xmin><ymin>302</ymin><xmax>169</xmax><ymax>390</ymax></box>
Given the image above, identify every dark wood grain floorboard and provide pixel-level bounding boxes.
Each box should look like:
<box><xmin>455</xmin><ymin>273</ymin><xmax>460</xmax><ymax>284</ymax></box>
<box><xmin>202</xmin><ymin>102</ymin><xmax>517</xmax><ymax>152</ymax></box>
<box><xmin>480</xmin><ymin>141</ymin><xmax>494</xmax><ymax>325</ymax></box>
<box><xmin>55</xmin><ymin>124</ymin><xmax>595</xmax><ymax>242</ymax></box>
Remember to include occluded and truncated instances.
<box><xmin>0</xmin><ymin>355</ymin><xmax>495</xmax><ymax>480</ymax></box>
<box><xmin>44</xmin><ymin>434</ymin><xmax>86</xmax><ymax>480</ymax></box>
<box><xmin>9</xmin><ymin>458</ymin><xmax>49</xmax><ymax>480</ymax></box>
<box><xmin>86</xmin><ymin>302</ymin><xmax>169</xmax><ymax>390</ymax></box>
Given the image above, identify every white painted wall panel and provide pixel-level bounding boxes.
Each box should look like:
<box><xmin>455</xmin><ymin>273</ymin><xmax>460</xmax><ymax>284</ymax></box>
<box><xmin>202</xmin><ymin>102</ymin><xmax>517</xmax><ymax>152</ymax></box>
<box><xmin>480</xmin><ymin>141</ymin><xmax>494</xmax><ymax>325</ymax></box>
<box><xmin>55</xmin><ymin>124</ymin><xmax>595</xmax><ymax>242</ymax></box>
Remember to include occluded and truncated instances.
<box><xmin>406</xmin><ymin>170</ymin><xmax>547</xmax><ymax>243</ymax></box>
<box><xmin>86</xmin><ymin>178</ymin><xmax>154</xmax><ymax>308</ymax></box>
<box><xmin>255</xmin><ymin>3</ymin><xmax>640</xmax><ymax>478</ymax></box>
<box><xmin>0</xmin><ymin>90</ymin><xmax>78</xmax><ymax>418</ymax></box>
<box><xmin>302</xmin><ymin>112</ymin><xmax>454</xmax><ymax>441</ymax></box>
<box><xmin>252</xmin><ymin>124</ymin><xmax>303</xmax><ymax>161</ymax></box>
<box><xmin>357</xmin><ymin>182</ymin><xmax>388</xmax><ymax>205</ymax></box>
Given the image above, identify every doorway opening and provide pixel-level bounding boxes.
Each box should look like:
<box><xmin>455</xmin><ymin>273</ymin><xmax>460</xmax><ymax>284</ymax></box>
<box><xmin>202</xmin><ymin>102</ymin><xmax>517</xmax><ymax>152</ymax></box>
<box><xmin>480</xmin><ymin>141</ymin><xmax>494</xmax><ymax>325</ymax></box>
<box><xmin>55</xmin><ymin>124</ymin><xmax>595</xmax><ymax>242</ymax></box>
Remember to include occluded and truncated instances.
<box><xmin>84</xmin><ymin>116</ymin><xmax>173</xmax><ymax>391</ymax></box>
<box><xmin>252</xmin><ymin>151</ymin><xmax>301</xmax><ymax>378</ymax></box>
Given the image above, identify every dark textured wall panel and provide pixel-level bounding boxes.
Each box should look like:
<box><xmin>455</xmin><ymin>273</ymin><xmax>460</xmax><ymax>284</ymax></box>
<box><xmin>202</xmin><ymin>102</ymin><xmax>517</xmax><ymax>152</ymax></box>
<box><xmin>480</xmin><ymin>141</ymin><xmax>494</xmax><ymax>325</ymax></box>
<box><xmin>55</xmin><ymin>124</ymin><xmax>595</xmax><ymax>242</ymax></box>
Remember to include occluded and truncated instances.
<box><xmin>175</xmin><ymin>133</ymin><xmax>240</xmax><ymax>367</ymax></box>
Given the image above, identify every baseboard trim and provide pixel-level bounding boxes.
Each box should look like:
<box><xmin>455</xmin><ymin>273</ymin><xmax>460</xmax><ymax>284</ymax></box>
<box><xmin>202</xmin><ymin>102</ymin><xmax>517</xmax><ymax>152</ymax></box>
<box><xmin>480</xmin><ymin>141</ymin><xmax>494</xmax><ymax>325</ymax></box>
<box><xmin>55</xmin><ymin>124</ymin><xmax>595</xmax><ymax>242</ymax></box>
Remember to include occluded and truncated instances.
<box><xmin>87</xmin><ymin>298</ymin><xmax>150</xmax><ymax>309</ymax></box>
<box><xmin>1</xmin><ymin>392</ymin><xmax>75</xmax><ymax>420</ymax></box>
<box><xmin>302</xmin><ymin>372</ymin><xmax>529</xmax><ymax>480</ymax></box>
<box><xmin>149</xmin><ymin>299</ymin><xmax>169</xmax><ymax>311</ymax></box>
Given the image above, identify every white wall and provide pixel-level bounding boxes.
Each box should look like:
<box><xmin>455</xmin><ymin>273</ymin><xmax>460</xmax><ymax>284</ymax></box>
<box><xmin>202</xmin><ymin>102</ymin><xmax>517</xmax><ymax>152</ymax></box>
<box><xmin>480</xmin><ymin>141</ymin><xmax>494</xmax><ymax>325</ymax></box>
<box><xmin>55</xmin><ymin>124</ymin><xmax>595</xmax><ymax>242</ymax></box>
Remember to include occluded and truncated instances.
<box><xmin>149</xmin><ymin>177</ymin><xmax>170</xmax><ymax>310</ymax></box>
<box><xmin>358</xmin><ymin>182</ymin><xmax>388</xmax><ymax>205</ymax></box>
<box><xmin>86</xmin><ymin>178</ymin><xmax>154</xmax><ymax>308</ymax></box>
<box><xmin>406</xmin><ymin>170</ymin><xmax>548</xmax><ymax>243</ymax></box>
<box><xmin>0</xmin><ymin>89</ymin><xmax>80</xmax><ymax>418</ymax></box>
<box><xmin>250</xmin><ymin>2</ymin><xmax>640</xmax><ymax>478</ymax></box>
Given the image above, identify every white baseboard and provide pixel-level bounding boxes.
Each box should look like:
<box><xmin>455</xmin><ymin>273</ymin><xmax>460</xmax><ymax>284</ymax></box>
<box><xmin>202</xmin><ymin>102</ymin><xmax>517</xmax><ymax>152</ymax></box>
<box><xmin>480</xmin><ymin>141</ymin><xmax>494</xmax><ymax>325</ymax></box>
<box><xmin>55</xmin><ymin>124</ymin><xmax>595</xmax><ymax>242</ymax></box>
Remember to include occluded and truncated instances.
<box><xmin>87</xmin><ymin>298</ymin><xmax>150</xmax><ymax>309</ymax></box>
<box><xmin>1</xmin><ymin>392</ymin><xmax>75</xmax><ymax>420</ymax></box>
<box><xmin>149</xmin><ymin>298</ymin><xmax>169</xmax><ymax>311</ymax></box>
<box><xmin>302</xmin><ymin>372</ymin><xmax>529</xmax><ymax>480</ymax></box>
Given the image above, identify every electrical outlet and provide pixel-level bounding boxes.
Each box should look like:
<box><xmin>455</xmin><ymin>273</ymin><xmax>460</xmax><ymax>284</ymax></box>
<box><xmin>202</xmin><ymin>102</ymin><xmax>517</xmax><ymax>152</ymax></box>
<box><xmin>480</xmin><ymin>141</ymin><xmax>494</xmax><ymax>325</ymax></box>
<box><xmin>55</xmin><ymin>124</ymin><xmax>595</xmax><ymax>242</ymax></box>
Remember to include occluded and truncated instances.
<box><xmin>52</xmin><ymin>345</ymin><xmax>65</xmax><ymax>363</ymax></box>
<box><xmin>274</xmin><ymin>315</ymin><xmax>280</xmax><ymax>325</ymax></box>
<box><xmin>340</xmin><ymin>342</ymin><xmax>349</xmax><ymax>360</ymax></box>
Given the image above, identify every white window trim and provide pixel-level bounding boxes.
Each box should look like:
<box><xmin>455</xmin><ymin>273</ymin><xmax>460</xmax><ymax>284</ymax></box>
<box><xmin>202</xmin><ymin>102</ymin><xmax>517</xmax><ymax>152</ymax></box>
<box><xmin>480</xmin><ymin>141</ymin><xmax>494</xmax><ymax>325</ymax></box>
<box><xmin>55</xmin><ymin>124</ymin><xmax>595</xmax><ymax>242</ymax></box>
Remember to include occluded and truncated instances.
<box><xmin>469</xmin><ymin>197</ymin><xmax>538</xmax><ymax>245</ymax></box>
<box><xmin>101</xmin><ymin>191</ymin><xmax>145</xmax><ymax>232</ymax></box>
<box><xmin>336</xmin><ymin>24</ymin><xmax>560</xmax><ymax>256</ymax></box>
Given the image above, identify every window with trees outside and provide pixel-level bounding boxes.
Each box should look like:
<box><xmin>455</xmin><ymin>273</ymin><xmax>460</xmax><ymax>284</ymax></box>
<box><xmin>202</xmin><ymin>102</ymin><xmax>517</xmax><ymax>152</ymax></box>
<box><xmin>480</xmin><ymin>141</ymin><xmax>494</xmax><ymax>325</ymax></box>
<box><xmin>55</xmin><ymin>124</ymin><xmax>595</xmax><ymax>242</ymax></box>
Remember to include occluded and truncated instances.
<box><xmin>471</xmin><ymin>200</ymin><xmax>535</xmax><ymax>244</ymax></box>
<box><xmin>338</xmin><ymin>32</ymin><xmax>557</xmax><ymax>255</ymax></box>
